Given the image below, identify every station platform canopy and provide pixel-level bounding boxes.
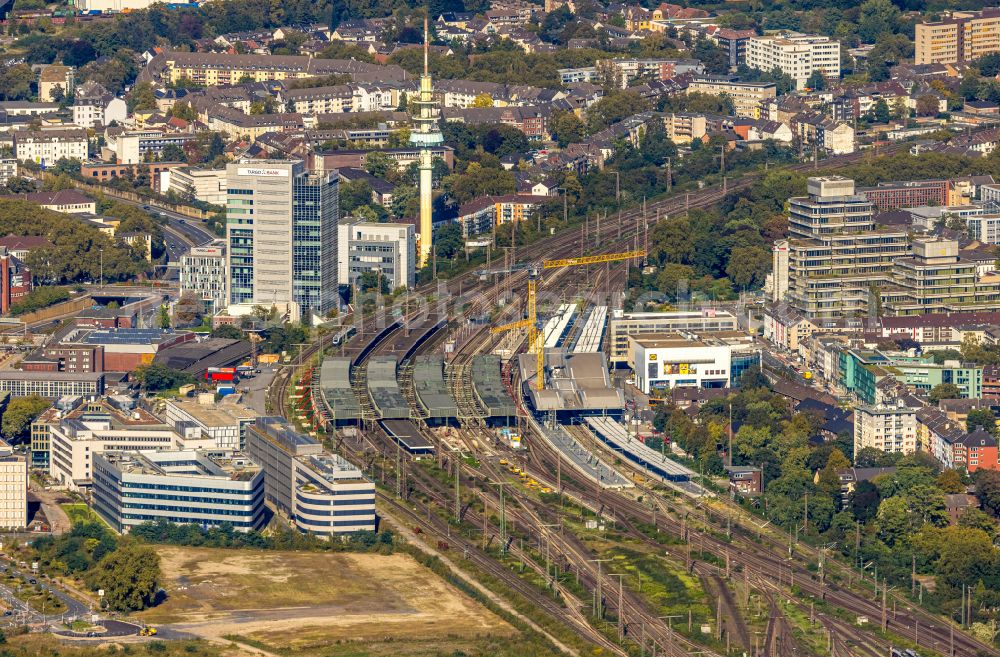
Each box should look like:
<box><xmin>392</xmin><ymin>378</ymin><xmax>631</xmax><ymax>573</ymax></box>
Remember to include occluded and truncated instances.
<box><xmin>519</xmin><ymin>350</ymin><xmax>624</xmax><ymax>412</ymax></box>
<box><xmin>471</xmin><ymin>355</ymin><xmax>516</xmax><ymax>418</ymax></box>
<box><xmin>367</xmin><ymin>356</ymin><xmax>410</xmax><ymax>419</ymax></box>
<box><xmin>319</xmin><ymin>357</ymin><xmax>361</xmax><ymax>421</ymax></box>
<box><xmin>412</xmin><ymin>355</ymin><xmax>458</xmax><ymax>419</ymax></box>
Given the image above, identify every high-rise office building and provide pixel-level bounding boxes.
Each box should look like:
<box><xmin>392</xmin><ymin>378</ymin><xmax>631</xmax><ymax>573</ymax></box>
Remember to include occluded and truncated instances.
<box><xmin>775</xmin><ymin>177</ymin><xmax>1000</xmax><ymax>318</ymax></box>
<box><xmin>226</xmin><ymin>160</ymin><xmax>339</xmax><ymax>317</ymax></box>
<box><xmin>777</xmin><ymin>176</ymin><xmax>909</xmax><ymax>318</ymax></box>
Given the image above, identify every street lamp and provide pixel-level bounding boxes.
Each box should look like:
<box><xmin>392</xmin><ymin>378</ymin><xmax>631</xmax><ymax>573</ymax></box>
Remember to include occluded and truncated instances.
<box><xmin>98</xmin><ymin>248</ymin><xmax>104</xmax><ymax>289</ymax></box>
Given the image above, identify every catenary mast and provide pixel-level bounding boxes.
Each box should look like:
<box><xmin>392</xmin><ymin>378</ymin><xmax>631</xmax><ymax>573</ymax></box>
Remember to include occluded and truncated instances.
<box><xmin>410</xmin><ymin>14</ymin><xmax>443</xmax><ymax>269</ymax></box>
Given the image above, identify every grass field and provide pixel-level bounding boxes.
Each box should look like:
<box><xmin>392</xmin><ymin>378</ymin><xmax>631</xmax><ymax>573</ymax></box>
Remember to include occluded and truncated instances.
<box><xmin>140</xmin><ymin>546</ymin><xmax>515</xmax><ymax>655</ymax></box>
<box><xmin>60</xmin><ymin>503</ymin><xmax>102</xmax><ymax>526</ymax></box>
<box><xmin>3</xmin><ymin>634</ymin><xmax>225</xmax><ymax>656</ymax></box>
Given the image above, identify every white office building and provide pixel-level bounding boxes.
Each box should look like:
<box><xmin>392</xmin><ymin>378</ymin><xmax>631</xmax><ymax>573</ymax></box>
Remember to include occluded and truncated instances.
<box><xmin>966</xmin><ymin>214</ymin><xmax>1000</xmax><ymax>244</ymax></box>
<box><xmin>163</xmin><ymin>397</ymin><xmax>257</xmax><ymax>451</ymax></box>
<box><xmin>337</xmin><ymin>221</ymin><xmax>416</xmax><ymax>291</ymax></box>
<box><xmin>627</xmin><ymin>332</ymin><xmax>758</xmax><ymax>394</ymax></box>
<box><xmin>246</xmin><ymin>417</ymin><xmax>376</xmax><ymax>535</ymax></box>
<box><xmin>49</xmin><ymin>416</ymin><xmax>214</xmax><ymax>491</ymax></box>
<box><xmin>93</xmin><ymin>450</ymin><xmax>265</xmax><ymax>533</ymax></box>
<box><xmin>853</xmin><ymin>401</ymin><xmax>918</xmax><ymax>458</ymax></box>
<box><xmin>226</xmin><ymin>160</ymin><xmax>339</xmax><ymax>317</ymax></box>
<box><xmin>608</xmin><ymin>310</ymin><xmax>739</xmax><ymax>364</ymax></box>
<box><xmin>180</xmin><ymin>242</ymin><xmax>228</xmax><ymax>314</ymax></box>
<box><xmin>166</xmin><ymin>167</ymin><xmax>227</xmax><ymax>205</ymax></box>
<box><xmin>746</xmin><ymin>32</ymin><xmax>841</xmax><ymax>90</ymax></box>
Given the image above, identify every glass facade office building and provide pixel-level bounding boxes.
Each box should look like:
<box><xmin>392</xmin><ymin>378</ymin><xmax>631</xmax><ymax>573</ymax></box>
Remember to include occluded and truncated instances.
<box><xmin>226</xmin><ymin>161</ymin><xmax>339</xmax><ymax>316</ymax></box>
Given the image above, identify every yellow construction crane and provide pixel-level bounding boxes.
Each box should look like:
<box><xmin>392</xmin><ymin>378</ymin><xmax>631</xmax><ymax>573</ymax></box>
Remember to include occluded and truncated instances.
<box><xmin>542</xmin><ymin>249</ymin><xmax>647</xmax><ymax>270</ymax></box>
<box><xmin>491</xmin><ymin>250</ymin><xmax>645</xmax><ymax>391</ymax></box>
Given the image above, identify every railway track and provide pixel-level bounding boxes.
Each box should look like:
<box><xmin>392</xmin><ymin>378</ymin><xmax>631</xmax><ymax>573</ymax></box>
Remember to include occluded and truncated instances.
<box><xmin>545</xmin><ymin>420</ymin><xmax>998</xmax><ymax>657</ymax></box>
<box><xmin>265</xmin><ymin>141</ymin><xmax>955</xmax><ymax>656</ymax></box>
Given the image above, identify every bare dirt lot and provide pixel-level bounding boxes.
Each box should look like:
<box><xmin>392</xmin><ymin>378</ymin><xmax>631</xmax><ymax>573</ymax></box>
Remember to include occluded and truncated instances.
<box><xmin>140</xmin><ymin>546</ymin><xmax>513</xmax><ymax>655</ymax></box>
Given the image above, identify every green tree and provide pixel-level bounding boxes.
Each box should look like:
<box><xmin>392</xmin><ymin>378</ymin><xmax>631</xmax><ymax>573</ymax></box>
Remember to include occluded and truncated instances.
<box><xmin>433</xmin><ymin>223</ymin><xmax>464</xmax><ymax>261</ymax></box>
<box><xmin>974</xmin><ymin>469</ymin><xmax>1000</xmax><ymax>516</ymax></box>
<box><xmin>937</xmin><ymin>468</ymin><xmax>966</xmax><ymax>493</ymax></box>
<box><xmin>86</xmin><ymin>542</ymin><xmax>160</xmax><ymax>612</ymax></box>
<box><xmin>869</xmin><ymin>98</ymin><xmax>891</xmax><ymax>124</ymax></box>
<box><xmin>211</xmin><ymin>325</ymin><xmax>243</xmax><ymax>340</ymax></box>
<box><xmin>358</xmin><ymin>269</ymin><xmax>390</xmax><ymax>294</ymax></box>
<box><xmin>916</xmin><ymin>94</ymin><xmax>940</xmax><ymax>117</ymax></box>
<box><xmin>929</xmin><ymin>382</ymin><xmax>963</xmax><ymax>403</ymax></box>
<box><xmin>858</xmin><ymin>0</ymin><xmax>900</xmax><ymax>43</ymax></box>
<box><xmin>1</xmin><ymin>395</ymin><xmax>51</xmax><ymax>442</ymax></box>
<box><xmin>805</xmin><ymin>69</ymin><xmax>826</xmax><ymax>91</ymax></box>
<box><xmin>875</xmin><ymin>496</ymin><xmax>912</xmax><ymax>545</ymax></box>
<box><xmin>958</xmin><ymin>508</ymin><xmax>996</xmax><ymax>537</ymax></box>
<box><xmin>128</xmin><ymin>81</ymin><xmax>157</xmax><ymax>112</ymax></box>
<box><xmin>339</xmin><ymin>179</ymin><xmax>374</xmax><ymax>215</ymax></box>
<box><xmin>906</xmin><ymin>484</ymin><xmax>948</xmax><ymax>527</ymax></box>
<box><xmin>550</xmin><ymin>110</ymin><xmax>584</xmax><ymax>147</ymax></box>
<box><xmin>850</xmin><ymin>479</ymin><xmax>881</xmax><ymax>523</ymax></box>
<box><xmin>132</xmin><ymin>363</ymin><xmax>193</xmax><ymax>392</ymax></box>
<box><xmin>725</xmin><ymin>245</ymin><xmax>770</xmax><ymax>289</ymax></box>
<box><xmin>169</xmin><ymin>101</ymin><xmax>198</xmax><ymax>121</ymax></box>
<box><xmin>471</xmin><ymin>93</ymin><xmax>494</xmax><ymax>108</ymax></box>
<box><xmin>365</xmin><ymin>151</ymin><xmax>396</xmax><ymax>178</ymax></box>
<box><xmin>157</xmin><ymin>304</ymin><xmax>171</xmax><ymax>329</ymax></box>
<box><xmin>585</xmin><ymin>91</ymin><xmax>652</xmax><ymax>133</ymax></box>
<box><xmin>442</xmin><ymin>163</ymin><xmax>516</xmax><ymax>204</ymax></box>
<box><xmin>966</xmin><ymin>408</ymin><xmax>997</xmax><ymax>434</ymax></box>
<box><xmin>0</xmin><ymin>63</ymin><xmax>34</xmax><ymax>101</ymax></box>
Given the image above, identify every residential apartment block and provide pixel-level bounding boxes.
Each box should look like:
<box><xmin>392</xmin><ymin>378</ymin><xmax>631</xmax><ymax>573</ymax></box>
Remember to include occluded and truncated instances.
<box><xmin>745</xmin><ymin>32</ymin><xmax>841</xmax><ymax>90</ymax></box>
<box><xmin>915</xmin><ymin>8</ymin><xmax>1000</xmax><ymax>65</ymax></box>
<box><xmin>455</xmin><ymin>194</ymin><xmax>550</xmax><ymax>237</ymax></box>
<box><xmin>777</xmin><ymin>176</ymin><xmax>909</xmax><ymax>318</ymax></box>
<box><xmin>854</xmin><ymin>401</ymin><xmax>918</xmax><ymax>458</ymax></box>
<box><xmin>686</xmin><ymin>75</ymin><xmax>776</xmax><ymax>118</ymax></box>
<box><xmin>154</xmin><ymin>52</ymin><xmax>405</xmax><ymax>87</ymax></box>
<box><xmin>13</xmin><ymin>129</ymin><xmax>88</xmax><ymax>165</ymax></box>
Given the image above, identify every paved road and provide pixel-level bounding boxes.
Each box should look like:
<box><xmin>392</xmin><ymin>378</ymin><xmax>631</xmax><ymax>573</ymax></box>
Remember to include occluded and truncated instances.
<box><xmin>0</xmin><ymin>558</ymin><xmax>91</xmax><ymax>624</ymax></box>
<box><xmin>53</xmin><ymin>619</ymin><xmax>142</xmax><ymax>638</ymax></box>
<box><xmin>240</xmin><ymin>365</ymin><xmax>278</xmax><ymax>414</ymax></box>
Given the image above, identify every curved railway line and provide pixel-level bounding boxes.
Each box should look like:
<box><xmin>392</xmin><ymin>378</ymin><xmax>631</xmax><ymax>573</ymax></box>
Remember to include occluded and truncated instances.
<box><xmin>262</xmin><ymin>140</ymin><xmax>1000</xmax><ymax>657</ymax></box>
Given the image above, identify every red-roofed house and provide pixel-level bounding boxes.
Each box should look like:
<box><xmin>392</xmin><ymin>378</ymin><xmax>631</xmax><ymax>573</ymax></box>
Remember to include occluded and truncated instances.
<box><xmin>0</xmin><ymin>235</ymin><xmax>53</xmax><ymax>260</ymax></box>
